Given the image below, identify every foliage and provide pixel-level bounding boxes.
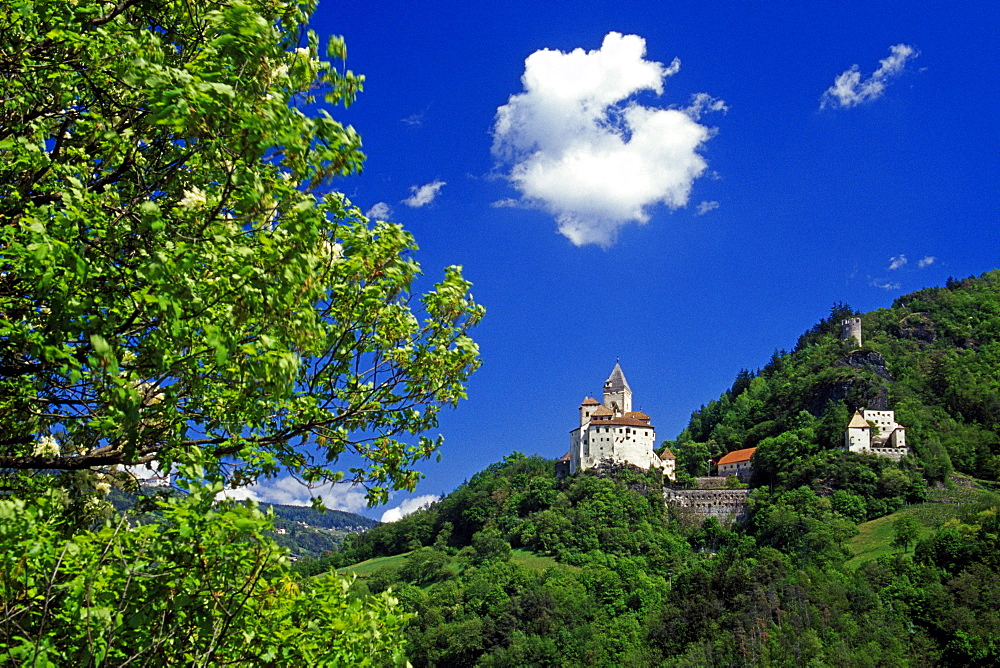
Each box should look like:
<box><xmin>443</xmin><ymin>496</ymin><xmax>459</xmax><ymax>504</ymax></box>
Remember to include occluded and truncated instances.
<box><xmin>0</xmin><ymin>0</ymin><xmax>482</xmax><ymax>504</ymax></box>
<box><xmin>0</xmin><ymin>465</ymin><xmax>409</xmax><ymax>666</ymax></box>
<box><xmin>327</xmin><ymin>449</ymin><xmax>1000</xmax><ymax>665</ymax></box>
<box><xmin>0</xmin><ymin>0</ymin><xmax>481</xmax><ymax>663</ymax></box>
<box><xmin>891</xmin><ymin>514</ymin><xmax>921</xmax><ymax>552</ymax></box>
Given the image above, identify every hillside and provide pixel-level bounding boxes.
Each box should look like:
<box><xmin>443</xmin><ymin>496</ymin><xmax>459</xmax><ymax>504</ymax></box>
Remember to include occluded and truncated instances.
<box><xmin>110</xmin><ymin>490</ymin><xmax>378</xmax><ymax>559</ymax></box>
<box><xmin>266</xmin><ymin>503</ymin><xmax>379</xmax><ymax>559</ymax></box>
<box><xmin>312</xmin><ymin>452</ymin><xmax>999</xmax><ymax>666</ymax></box>
<box><xmin>664</xmin><ymin>269</ymin><xmax>1000</xmax><ymax>487</ymax></box>
<box><xmin>298</xmin><ymin>272</ymin><xmax>1000</xmax><ymax>665</ymax></box>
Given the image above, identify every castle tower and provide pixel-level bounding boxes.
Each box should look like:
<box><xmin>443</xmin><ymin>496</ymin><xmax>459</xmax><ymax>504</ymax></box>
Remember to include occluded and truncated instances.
<box><xmin>841</xmin><ymin>318</ymin><xmax>862</xmax><ymax>347</ymax></box>
<box><xmin>845</xmin><ymin>410</ymin><xmax>870</xmax><ymax>452</ymax></box>
<box><xmin>603</xmin><ymin>362</ymin><xmax>632</xmax><ymax>415</ymax></box>
<box><xmin>579</xmin><ymin>396</ymin><xmax>600</xmax><ymax>429</ymax></box>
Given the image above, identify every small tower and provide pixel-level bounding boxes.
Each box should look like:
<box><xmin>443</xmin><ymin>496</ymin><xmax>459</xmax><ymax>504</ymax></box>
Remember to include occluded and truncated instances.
<box><xmin>845</xmin><ymin>410</ymin><xmax>870</xmax><ymax>452</ymax></box>
<box><xmin>841</xmin><ymin>317</ymin><xmax>862</xmax><ymax>348</ymax></box>
<box><xmin>579</xmin><ymin>396</ymin><xmax>600</xmax><ymax>429</ymax></box>
<box><xmin>603</xmin><ymin>362</ymin><xmax>632</xmax><ymax>416</ymax></box>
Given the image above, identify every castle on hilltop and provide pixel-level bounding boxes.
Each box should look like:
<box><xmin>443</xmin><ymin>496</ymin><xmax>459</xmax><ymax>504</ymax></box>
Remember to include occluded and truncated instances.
<box><xmin>841</xmin><ymin>317</ymin><xmax>862</xmax><ymax>347</ymax></box>
<box><xmin>561</xmin><ymin>363</ymin><xmax>675</xmax><ymax>480</ymax></box>
<box><xmin>839</xmin><ymin>318</ymin><xmax>912</xmax><ymax>461</ymax></box>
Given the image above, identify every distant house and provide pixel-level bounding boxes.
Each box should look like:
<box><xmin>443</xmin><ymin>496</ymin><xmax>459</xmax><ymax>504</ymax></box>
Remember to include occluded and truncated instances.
<box><xmin>659</xmin><ymin>448</ymin><xmax>677</xmax><ymax>480</ymax></box>
<box><xmin>715</xmin><ymin>447</ymin><xmax>756</xmax><ymax>480</ymax></box>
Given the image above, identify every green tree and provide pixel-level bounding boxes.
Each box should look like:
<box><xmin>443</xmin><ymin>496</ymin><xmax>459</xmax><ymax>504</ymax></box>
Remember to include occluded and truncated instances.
<box><xmin>1</xmin><ymin>0</ymin><xmax>481</xmax><ymax>663</ymax></box>
<box><xmin>0</xmin><ymin>0</ymin><xmax>482</xmax><ymax>503</ymax></box>
<box><xmin>892</xmin><ymin>514</ymin><xmax>921</xmax><ymax>553</ymax></box>
<box><xmin>0</xmin><ymin>460</ymin><xmax>411</xmax><ymax>666</ymax></box>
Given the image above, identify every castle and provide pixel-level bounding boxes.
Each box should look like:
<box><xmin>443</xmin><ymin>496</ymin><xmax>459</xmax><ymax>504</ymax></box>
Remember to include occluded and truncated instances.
<box><xmin>564</xmin><ymin>363</ymin><xmax>675</xmax><ymax>480</ymax></box>
<box><xmin>845</xmin><ymin>409</ymin><xmax>910</xmax><ymax>461</ymax></box>
<box><xmin>839</xmin><ymin>318</ymin><xmax>911</xmax><ymax>461</ymax></box>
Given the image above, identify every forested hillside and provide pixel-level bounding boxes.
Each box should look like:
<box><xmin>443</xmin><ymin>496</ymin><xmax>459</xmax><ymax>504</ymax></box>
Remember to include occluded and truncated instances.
<box><xmin>312</xmin><ymin>272</ymin><xmax>1000</xmax><ymax>665</ymax></box>
<box><xmin>665</xmin><ymin>269</ymin><xmax>1000</xmax><ymax>486</ymax></box>
<box><xmin>318</xmin><ymin>454</ymin><xmax>999</xmax><ymax>665</ymax></box>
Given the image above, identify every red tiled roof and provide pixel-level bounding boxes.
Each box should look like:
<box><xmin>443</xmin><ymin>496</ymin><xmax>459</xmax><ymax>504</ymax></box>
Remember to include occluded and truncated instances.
<box><xmin>588</xmin><ymin>416</ymin><xmax>654</xmax><ymax>428</ymax></box>
<box><xmin>660</xmin><ymin>448</ymin><xmax>676</xmax><ymax>460</ymax></box>
<box><xmin>716</xmin><ymin>447</ymin><xmax>756</xmax><ymax>466</ymax></box>
<box><xmin>624</xmin><ymin>411</ymin><xmax>650</xmax><ymax>421</ymax></box>
<box><xmin>581</xmin><ymin>397</ymin><xmax>601</xmax><ymax>406</ymax></box>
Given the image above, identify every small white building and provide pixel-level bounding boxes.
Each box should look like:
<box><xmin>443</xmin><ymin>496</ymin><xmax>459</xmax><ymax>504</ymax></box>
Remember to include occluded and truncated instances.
<box><xmin>565</xmin><ymin>363</ymin><xmax>672</xmax><ymax>479</ymax></box>
<box><xmin>845</xmin><ymin>409</ymin><xmax>909</xmax><ymax>461</ymax></box>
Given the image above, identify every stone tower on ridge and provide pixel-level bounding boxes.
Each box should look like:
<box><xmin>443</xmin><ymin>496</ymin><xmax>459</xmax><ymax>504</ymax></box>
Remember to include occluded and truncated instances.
<box><xmin>603</xmin><ymin>362</ymin><xmax>632</xmax><ymax>415</ymax></box>
<box><xmin>841</xmin><ymin>317</ymin><xmax>862</xmax><ymax>348</ymax></box>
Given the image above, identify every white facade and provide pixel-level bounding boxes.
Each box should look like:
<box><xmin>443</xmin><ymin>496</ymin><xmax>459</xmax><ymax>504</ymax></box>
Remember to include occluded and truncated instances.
<box><xmin>845</xmin><ymin>408</ymin><xmax>910</xmax><ymax>461</ymax></box>
<box><xmin>568</xmin><ymin>364</ymin><xmax>671</xmax><ymax>478</ymax></box>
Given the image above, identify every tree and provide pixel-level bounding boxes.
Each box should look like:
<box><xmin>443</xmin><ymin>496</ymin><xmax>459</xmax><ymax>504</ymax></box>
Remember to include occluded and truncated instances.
<box><xmin>0</xmin><ymin>461</ymin><xmax>412</xmax><ymax>666</ymax></box>
<box><xmin>892</xmin><ymin>514</ymin><xmax>921</xmax><ymax>553</ymax></box>
<box><xmin>0</xmin><ymin>0</ymin><xmax>482</xmax><ymax>504</ymax></box>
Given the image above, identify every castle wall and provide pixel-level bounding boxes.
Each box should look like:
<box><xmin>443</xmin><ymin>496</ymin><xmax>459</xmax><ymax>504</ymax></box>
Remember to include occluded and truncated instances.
<box><xmin>846</xmin><ymin>426</ymin><xmax>869</xmax><ymax>452</ymax></box>
<box><xmin>663</xmin><ymin>488</ymin><xmax>750</xmax><ymax>522</ymax></box>
<box><xmin>577</xmin><ymin>424</ymin><xmax>660</xmax><ymax>472</ymax></box>
<box><xmin>868</xmin><ymin>447</ymin><xmax>908</xmax><ymax>462</ymax></box>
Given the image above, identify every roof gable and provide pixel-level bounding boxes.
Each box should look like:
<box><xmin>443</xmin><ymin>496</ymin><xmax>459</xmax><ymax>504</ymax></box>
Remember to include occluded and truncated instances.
<box><xmin>717</xmin><ymin>447</ymin><xmax>756</xmax><ymax>466</ymax></box>
<box><xmin>848</xmin><ymin>411</ymin><xmax>870</xmax><ymax>429</ymax></box>
<box><xmin>604</xmin><ymin>362</ymin><xmax>631</xmax><ymax>392</ymax></box>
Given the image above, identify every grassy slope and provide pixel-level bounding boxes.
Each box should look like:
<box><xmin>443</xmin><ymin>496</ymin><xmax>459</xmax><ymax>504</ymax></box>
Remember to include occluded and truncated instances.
<box><xmin>845</xmin><ymin>503</ymin><xmax>952</xmax><ymax>569</ymax></box>
<box><xmin>845</xmin><ymin>482</ymin><xmax>1000</xmax><ymax>569</ymax></box>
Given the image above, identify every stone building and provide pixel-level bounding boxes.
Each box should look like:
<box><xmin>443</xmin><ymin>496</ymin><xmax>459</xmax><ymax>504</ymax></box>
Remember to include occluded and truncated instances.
<box><xmin>565</xmin><ymin>363</ymin><xmax>672</xmax><ymax>479</ymax></box>
<box><xmin>715</xmin><ymin>447</ymin><xmax>756</xmax><ymax>480</ymax></box>
<box><xmin>841</xmin><ymin>317</ymin><xmax>862</xmax><ymax>347</ymax></box>
<box><xmin>845</xmin><ymin>409</ymin><xmax>909</xmax><ymax>461</ymax></box>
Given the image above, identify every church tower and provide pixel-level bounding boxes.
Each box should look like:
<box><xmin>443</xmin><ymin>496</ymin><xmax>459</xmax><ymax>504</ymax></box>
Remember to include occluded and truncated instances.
<box><xmin>603</xmin><ymin>362</ymin><xmax>632</xmax><ymax>416</ymax></box>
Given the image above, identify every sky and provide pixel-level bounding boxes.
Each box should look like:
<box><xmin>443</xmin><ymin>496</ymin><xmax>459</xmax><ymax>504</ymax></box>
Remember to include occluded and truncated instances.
<box><xmin>236</xmin><ymin>0</ymin><xmax>1000</xmax><ymax>520</ymax></box>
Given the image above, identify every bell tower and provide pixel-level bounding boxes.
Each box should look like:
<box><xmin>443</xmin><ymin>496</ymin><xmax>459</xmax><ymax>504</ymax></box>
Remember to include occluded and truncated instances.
<box><xmin>602</xmin><ymin>362</ymin><xmax>632</xmax><ymax>416</ymax></box>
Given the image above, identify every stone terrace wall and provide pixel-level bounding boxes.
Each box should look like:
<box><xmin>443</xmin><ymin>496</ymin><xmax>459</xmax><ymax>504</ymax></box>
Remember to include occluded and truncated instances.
<box><xmin>663</xmin><ymin>487</ymin><xmax>751</xmax><ymax>522</ymax></box>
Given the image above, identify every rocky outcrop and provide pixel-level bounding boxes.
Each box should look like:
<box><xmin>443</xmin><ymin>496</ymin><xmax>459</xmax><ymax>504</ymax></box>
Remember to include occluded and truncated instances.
<box><xmin>898</xmin><ymin>312</ymin><xmax>937</xmax><ymax>344</ymax></box>
<box><xmin>837</xmin><ymin>350</ymin><xmax>894</xmax><ymax>382</ymax></box>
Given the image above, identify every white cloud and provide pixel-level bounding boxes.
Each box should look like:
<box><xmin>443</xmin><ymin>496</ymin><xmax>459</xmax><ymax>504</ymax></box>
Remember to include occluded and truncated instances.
<box><xmin>491</xmin><ymin>197</ymin><xmax>523</xmax><ymax>208</ymax></box>
<box><xmin>696</xmin><ymin>200</ymin><xmax>719</xmax><ymax>215</ymax></box>
<box><xmin>365</xmin><ymin>201</ymin><xmax>392</xmax><ymax>220</ymax></box>
<box><xmin>380</xmin><ymin>494</ymin><xmax>440</xmax><ymax>523</ymax></box>
<box><xmin>889</xmin><ymin>254</ymin><xmax>907</xmax><ymax>270</ymax></box>
<box><xmin>684</xmin><ymin>93</ymin><xmax>729</xmax><ymax>121</ymax></box>
<box><xmin>871</xmin><ymin>279</ymin><xmax>901</xmax><ymax>290</ymax></box>
<box><xmin>821</xmin><ymin>44</ymin><xmax>919</xmax><ymax>109</ymax></box>
<box><xmin>402</xmin><ymin>180</ymin><xmax>446</xmax><ymax>207</ymax></box>
<box><xmin>918</xmin><ymin>255</ymin><xmax>936</xmax><ymax>268</ymax></box>
<box><xmin>492</xmin><ymin>32</ymin><xmax>723</xmax><ymax>247</ymax></box>
<box><xmin>217</xmin><ymin>476</ymin><xmax>369</xmax><ymax>513</ymax></box>
<box><xmin>401</xmin><ymin>113</ymin><xmax>424</xmax><ymax>127</ymax></box>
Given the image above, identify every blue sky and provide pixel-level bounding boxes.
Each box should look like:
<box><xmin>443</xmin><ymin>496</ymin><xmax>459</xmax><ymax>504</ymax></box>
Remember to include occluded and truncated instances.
<box><xmin>239</xmin><ymin>0</ymin><xmax>999</xmax><ymax>519</ymax></box>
